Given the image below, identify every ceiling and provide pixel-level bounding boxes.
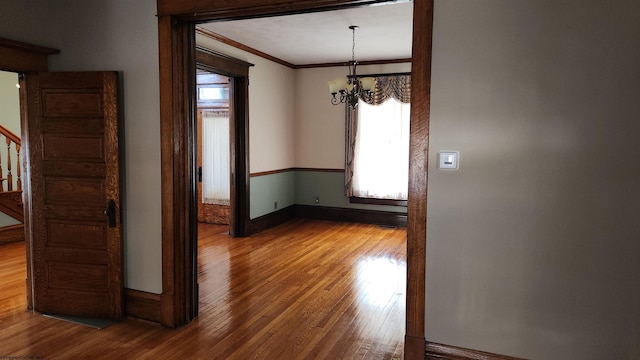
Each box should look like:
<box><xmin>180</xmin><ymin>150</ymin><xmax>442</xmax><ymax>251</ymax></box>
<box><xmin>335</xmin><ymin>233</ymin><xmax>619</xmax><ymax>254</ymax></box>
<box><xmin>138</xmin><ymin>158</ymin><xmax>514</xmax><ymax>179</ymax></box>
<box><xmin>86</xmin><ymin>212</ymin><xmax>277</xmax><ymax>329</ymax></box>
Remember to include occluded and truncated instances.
<box><xmin>198</xmin><ymin>1</ymin><xmax>413</xmax><ymax>66</ymax></box>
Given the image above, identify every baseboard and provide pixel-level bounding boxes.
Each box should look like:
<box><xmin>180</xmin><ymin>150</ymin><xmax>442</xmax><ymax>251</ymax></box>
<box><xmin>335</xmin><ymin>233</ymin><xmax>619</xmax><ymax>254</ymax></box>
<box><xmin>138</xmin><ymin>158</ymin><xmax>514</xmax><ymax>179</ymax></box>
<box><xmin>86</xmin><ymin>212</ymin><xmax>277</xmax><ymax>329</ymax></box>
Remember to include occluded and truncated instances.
<box><xmin>247</xmin><ymin>205</ymin><xmax>295</xmax><ymax>235</ymax></box>
<box><xmin>124</xmin><ymin>288</ymin><xmax>162</xmax><ymax>324</ymax></box>
<box><xmin>425</xmin><ymin>341</ymin><xmax>526</xmax><ymax>360</ymax></box>
<box><xmin>245</xmin><ymin>204</ymin><xmax>407</xmax><ymax>235</ymax></box>
<box><xmin>294</xmin><ymin>204</ymin><xmax>407</xmax><ymax>227</ymax></box>
<box><xmin>0</xmin><ymin>224</ymin><xmax>24</xmax><ymax>245</ymax></box>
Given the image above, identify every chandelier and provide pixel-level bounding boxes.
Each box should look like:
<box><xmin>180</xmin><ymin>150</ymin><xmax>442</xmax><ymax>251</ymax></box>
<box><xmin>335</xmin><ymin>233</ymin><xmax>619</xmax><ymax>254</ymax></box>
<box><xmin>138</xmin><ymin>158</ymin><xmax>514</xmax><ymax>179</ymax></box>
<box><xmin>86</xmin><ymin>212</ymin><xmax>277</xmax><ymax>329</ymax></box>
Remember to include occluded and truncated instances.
<box><xmin>327</xmin><ymin>26</ymin><xmax>376</xmax><ymax>108</ymax></box>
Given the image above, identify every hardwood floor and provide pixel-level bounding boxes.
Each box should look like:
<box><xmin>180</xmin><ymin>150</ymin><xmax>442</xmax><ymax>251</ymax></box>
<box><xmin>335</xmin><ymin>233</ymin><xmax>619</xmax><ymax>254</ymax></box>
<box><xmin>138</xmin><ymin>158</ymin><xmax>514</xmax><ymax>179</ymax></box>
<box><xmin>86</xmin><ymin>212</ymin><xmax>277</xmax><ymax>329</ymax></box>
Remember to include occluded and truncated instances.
<box><xmin>0</xmin><ymin>219</ymin><xmax>406</xmax><ymax>359</ymax></box>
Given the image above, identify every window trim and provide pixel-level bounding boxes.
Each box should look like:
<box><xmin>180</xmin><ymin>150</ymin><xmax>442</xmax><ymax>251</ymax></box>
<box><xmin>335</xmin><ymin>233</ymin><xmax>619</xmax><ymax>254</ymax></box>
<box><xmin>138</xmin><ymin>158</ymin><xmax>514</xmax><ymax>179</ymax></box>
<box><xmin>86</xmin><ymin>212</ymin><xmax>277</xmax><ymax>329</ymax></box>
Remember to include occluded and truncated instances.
<box><xmin>349</xmin><ymin>196</ymin><xmax>408</xmax><ymax>207</ymax></box>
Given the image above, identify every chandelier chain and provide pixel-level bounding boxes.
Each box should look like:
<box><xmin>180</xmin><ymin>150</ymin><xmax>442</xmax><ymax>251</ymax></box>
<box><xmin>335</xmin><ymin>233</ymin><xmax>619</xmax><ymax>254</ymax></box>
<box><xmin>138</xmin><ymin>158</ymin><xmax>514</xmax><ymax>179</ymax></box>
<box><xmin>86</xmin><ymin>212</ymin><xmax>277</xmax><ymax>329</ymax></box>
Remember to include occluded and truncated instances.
<box><xmin>352</xmin><ymin>27</ymin><xmax>356</xmax><ymax>64</ymax></box>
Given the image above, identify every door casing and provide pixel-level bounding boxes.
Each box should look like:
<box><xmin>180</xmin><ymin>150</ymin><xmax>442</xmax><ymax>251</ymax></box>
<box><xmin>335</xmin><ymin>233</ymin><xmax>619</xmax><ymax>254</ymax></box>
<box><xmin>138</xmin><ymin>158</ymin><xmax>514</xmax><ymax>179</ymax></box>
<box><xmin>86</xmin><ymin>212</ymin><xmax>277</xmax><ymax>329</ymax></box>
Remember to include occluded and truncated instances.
<box><xmin>195</xmin><ymin>46</ymin><xmax>252</xmax><ymax>238</ymax></box>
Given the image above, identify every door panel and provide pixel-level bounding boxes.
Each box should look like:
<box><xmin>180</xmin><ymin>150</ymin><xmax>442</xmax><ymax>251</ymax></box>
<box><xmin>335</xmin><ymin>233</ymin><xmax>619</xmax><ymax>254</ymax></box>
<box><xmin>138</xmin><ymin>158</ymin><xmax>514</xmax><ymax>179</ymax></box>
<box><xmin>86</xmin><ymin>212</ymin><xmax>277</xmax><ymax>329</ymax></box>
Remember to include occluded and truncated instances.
<box><xmin>26</xmin><ymin>71</ymin><xmax>122</xmax><ymax>319</ymax></box>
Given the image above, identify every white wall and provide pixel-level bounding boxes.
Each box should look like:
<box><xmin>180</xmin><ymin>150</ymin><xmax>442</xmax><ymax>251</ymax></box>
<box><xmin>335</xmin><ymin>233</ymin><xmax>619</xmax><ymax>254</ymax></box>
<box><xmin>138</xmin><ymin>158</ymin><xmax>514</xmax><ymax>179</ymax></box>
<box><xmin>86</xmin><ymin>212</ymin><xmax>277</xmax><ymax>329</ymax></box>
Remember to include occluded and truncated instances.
<box><xmin>49</xmin><ymin>0</ymin><xmax>162</xmax><ymax>293</ymax></box>
<box><xmin>196</xmin><ymin>34</ymin><xmax>296</xmax><ymax>174</ymax></box>
<box><xmin>426</xmin><ymin>1</ymin><xmax>640</xmax><ymax>358</ymax></box>
<box><xmin>294</xmin><ymin>63</ymin><xmax>410</xmax><ymax>169</ymax></box>
<box><xmin>0</xmin><ymin>0</ymin><xmax>163</xmax><ymax>293</ymax></box>
<box><xmin>0</xmin><ymin>0</ymin><xmax>57</xmax><ymax>47</ymax></box>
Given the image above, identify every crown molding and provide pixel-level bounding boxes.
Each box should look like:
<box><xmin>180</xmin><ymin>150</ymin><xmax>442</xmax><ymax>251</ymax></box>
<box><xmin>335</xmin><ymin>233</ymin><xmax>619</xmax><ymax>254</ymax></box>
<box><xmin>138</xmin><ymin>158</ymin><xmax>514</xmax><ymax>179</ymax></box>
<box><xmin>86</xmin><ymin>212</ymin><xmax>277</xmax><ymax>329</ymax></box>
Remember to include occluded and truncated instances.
<box><xmin>196</xmin><ymin>27</ymin><xmax>411</xmax><ymax>70</ymax></box>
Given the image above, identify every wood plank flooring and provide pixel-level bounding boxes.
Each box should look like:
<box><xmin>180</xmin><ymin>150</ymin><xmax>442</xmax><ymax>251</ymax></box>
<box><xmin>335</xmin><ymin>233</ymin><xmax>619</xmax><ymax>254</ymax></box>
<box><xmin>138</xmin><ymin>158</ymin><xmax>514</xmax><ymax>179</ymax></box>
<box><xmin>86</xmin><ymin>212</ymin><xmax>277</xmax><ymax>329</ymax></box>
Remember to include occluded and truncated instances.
<box><xmin>0</xmin><ymin>219</ymin><xmax>406</xmax><ymax>359</ymax></box>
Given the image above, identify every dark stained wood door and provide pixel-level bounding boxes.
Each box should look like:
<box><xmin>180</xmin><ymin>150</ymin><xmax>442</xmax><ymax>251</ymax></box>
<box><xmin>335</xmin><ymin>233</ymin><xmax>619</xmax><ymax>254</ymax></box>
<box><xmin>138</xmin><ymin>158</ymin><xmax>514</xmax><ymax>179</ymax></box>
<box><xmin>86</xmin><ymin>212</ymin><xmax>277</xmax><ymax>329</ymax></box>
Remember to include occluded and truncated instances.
<box><xmin>25</xmin><ymin>72</ymin><xmax>122</xmax><ymax>319</ymax></box>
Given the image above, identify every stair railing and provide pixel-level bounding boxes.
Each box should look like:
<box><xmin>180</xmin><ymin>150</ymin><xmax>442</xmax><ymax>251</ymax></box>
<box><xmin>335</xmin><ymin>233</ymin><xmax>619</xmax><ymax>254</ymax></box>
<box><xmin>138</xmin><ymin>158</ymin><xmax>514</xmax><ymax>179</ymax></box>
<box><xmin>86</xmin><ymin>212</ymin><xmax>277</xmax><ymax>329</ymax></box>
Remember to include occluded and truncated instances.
<box><xmin>0</xmin><ymin>125</ymin><xmax>21</xmax><ymax>192</ymax></box>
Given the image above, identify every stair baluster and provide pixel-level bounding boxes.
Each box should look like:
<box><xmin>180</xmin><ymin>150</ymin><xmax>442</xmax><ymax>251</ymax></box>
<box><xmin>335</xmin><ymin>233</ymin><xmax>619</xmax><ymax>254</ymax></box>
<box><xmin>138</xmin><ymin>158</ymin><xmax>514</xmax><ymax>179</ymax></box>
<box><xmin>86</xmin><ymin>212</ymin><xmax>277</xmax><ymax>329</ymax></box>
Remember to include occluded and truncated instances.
<box><xmin>0</xmin><ymin>146</ymin><xmax>3</xmax><ymax>192</ymax></box>
<box><xmin>6</xmin><ymin>137</ymin><xmax>12</xmax><ymax>191</ymax></box>
<box><xmin>16</xmin><ymin>144</ymin><xmax>21</xmax><ymax>191</ymax></box>
<box><xmin>0</xmin><ymin>125</ymin><xmax>21</xmax><ymax>193</ymax></box>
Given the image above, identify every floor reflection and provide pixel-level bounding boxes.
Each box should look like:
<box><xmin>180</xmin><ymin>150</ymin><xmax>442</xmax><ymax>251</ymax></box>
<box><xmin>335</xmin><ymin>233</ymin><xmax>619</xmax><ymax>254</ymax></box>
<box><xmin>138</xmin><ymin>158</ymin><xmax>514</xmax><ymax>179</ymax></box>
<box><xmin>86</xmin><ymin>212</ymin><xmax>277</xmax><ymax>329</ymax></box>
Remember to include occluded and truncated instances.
<box><xmin>356</xmin><ymin>256</ymin><xmax>407</xmax><ymax>308</ymax></box>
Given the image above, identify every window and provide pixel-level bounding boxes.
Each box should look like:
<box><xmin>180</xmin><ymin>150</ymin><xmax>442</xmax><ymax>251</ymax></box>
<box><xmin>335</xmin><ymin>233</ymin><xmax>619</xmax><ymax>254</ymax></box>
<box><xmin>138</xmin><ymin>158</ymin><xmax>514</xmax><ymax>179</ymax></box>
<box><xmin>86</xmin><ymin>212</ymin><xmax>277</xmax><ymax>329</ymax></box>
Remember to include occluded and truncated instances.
<box><xmin>196</xmin><ymin>72</ymin><xmax>230</xmax><ymax>109</ymax></box>
<box><xmin>345</xmin><ymin>74</ymin><xmax>410</xmax><ymax>203</ymax></box>
<box><xmin>198</xmin><ymin>85</ymin><xmax>229</xmax><ymax>102</ymax></box>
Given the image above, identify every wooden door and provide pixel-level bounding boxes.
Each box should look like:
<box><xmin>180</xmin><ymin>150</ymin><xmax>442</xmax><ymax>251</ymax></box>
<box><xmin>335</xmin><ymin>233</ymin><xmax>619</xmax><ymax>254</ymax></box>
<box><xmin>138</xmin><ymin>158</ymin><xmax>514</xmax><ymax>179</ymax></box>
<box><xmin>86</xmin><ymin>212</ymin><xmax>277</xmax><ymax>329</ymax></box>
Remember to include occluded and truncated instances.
<box><xmin>25</xmin><ymin>72</ymin><xmax>122</xmax><ymax>319</ymax></box>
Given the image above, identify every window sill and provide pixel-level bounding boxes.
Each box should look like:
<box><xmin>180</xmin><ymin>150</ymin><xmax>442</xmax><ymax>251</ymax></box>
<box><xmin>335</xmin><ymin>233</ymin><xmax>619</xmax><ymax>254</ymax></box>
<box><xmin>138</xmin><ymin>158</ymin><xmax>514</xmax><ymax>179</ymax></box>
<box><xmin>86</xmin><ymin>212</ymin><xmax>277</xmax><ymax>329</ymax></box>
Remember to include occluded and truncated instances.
<box><xmin>349</xmin><ymin>196</ymin><xmax>407</xmax><ymax>207</ymax></box>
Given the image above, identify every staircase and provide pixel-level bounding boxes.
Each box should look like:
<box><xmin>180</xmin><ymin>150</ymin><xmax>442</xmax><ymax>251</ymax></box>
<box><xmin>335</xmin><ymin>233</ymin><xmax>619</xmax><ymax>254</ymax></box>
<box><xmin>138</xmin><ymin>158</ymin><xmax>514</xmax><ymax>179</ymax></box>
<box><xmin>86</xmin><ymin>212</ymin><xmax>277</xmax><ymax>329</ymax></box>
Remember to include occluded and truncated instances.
<box><xmin>0</xmin><ymin>125</ymin><xmax>23</xmax><ymax>244</ymax></box>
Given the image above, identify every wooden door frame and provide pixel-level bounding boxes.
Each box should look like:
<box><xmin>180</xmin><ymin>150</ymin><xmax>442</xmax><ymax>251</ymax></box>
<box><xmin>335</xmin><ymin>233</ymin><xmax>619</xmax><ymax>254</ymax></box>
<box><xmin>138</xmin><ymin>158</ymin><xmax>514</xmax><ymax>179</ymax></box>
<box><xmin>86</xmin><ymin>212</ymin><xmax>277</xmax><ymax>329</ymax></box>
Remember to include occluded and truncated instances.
<box><xmin>157</xmin><ymin>3</ymin><xmax>432</xmax><ymax>359</ymax></box>
<box><xmin>195</xmin><ymin>46</ymin><xmax>252</xmax><ymax>238</ymax></box>
<box><xmin>190</xmin><ymin>47</ymin><xmax>253</xmax><ymax>318</ymax></box>
<box><xmin>0</xmin><ymin>37</ymin><xmax>60</xmax><ymax>311</ymax></box>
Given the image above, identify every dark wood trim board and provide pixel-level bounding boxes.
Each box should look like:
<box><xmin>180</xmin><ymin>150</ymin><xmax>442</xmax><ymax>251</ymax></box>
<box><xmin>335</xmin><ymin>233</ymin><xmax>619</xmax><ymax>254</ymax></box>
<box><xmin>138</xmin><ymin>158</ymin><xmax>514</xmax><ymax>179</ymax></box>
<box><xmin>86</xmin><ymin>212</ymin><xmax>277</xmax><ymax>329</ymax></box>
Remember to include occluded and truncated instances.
<box><xmin>250</xmin><ymin>167</ymin><xmax>344</xmax><ymax>177</ymax></box>
<box><xmin>0</xmin><ymin>37</ymin><xmax>59</xmax><ymax>72</ymax></box>
<box><xmin>426</xmin><ymin>341</ymin><xmax>527</xmax><ymax>360</ymax></box>
<box><xmin>404</xmin><ymin>0</ymin><xmax>433</xmax><ymax>358</ymax></box>
<box><xmin>295</xmin><ymin>204</ymin><xmax>406</xmax><ymax>227</ymax></box>
<box><xmin>247</xmin><ymin>205</ymin><xmax>295</xmax><ymax>235</ymax></box>
<box><xmin>125</xmin><ymin>289</ymin><xmax>162</xmax><ymax>324</ymax></box>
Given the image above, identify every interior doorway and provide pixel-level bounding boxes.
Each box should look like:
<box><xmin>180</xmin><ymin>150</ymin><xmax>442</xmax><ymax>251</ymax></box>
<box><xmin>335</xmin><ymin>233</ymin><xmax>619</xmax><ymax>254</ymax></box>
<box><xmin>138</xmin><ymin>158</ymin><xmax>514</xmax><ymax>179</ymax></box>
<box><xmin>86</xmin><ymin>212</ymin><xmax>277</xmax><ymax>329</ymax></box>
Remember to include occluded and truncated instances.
<box><xmin>0</xmin><ymin>38</ymin><xmax>59</xmax><ymax>312</ymax></box>
<box><xmin>194</xmin><ymin>47</ymin><xmax>252</xmax><ymax>240</ymax></box>
<box><xmin>0</xmin><ymin>71</ymin><xmax>24</xmax><ymax>232</ymax></box>
<box><xmin>159</xmin><ymin>7</ymin><xmax>431</xmax><ymax>354</ymax></box>
<box><xmin>191</xmin><ymin>48</ymin><xmax>253</xmax><ymax>316</ymax></box>
<box><xmin>0</xmin><ymin>70</ymin><xmax>27</xmax><ymax>313</ymax></box>
<box><xmin>196</xmin><ymin>69</ymin><xmax>232</xmax><ymax>230</ymax></box>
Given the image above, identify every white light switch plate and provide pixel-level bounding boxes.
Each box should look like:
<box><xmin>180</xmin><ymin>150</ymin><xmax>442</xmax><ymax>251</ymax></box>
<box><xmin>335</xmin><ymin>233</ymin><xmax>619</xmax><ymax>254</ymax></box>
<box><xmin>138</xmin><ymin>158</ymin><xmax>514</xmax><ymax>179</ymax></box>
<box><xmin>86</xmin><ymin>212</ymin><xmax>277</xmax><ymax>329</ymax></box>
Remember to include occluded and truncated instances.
<box><xmin>438</xmin><ymin>151</ymin><xmax>459</xmax><ymax>170</ymax></box>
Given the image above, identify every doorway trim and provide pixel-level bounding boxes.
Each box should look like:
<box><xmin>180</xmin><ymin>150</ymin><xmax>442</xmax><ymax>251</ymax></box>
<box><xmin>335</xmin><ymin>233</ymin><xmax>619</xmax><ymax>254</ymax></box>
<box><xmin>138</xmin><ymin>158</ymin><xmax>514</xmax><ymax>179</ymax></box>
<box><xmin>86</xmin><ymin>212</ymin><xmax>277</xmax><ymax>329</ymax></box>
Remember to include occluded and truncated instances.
<box><xmin>195</xmin><ymin>46</ymin><xmax>252</xmax><ymax>238</ymax></box>
<box><xmin>191</xmin><ymin>47</ymin><xmax>253</xmax><ymax>318</ymax></box>
<box><xmin>157</xmin><ymin>2</ymin><xmax>432</xmax><ymax>358</ymax></box>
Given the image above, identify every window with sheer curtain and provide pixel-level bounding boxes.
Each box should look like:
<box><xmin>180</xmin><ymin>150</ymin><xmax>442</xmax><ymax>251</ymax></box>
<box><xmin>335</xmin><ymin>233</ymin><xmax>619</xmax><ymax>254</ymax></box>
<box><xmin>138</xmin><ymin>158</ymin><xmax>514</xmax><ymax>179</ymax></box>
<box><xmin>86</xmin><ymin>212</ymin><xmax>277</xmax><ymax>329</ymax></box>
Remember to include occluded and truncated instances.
<box><xmin>202</xmin><ymin>110</ymin><xmax>230</xmax><ymax>205</ymax></box>
<box><xmin>345</xmin><ymin>74</ymin><xmax>410</xmax><ymax>201</ymax></box>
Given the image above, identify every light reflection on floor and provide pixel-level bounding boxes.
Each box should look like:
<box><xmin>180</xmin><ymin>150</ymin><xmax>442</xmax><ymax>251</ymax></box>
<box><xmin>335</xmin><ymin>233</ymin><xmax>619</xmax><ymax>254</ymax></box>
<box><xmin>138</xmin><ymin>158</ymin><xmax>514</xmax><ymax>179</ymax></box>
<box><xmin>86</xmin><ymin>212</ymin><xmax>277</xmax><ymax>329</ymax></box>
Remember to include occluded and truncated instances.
<box><xmin>356</xmin><ymin>256</ymin><xmax>407</xmax><ymax>308</ymax></box>
<box><xmin>355</xmin><ymin>256</ymin><xmax>407</xmax><ymax>339</ymax></box>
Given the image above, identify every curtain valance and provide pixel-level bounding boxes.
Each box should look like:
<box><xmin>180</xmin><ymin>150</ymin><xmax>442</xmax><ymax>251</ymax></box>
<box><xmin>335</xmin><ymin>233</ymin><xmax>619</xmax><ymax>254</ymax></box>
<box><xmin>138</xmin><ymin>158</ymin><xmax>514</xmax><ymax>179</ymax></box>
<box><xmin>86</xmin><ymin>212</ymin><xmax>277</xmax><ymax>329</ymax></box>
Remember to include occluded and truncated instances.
<box><xmin>361</xmin><ymin>74</ymin><xmax>411</xmax><ymax>105</ymax></box>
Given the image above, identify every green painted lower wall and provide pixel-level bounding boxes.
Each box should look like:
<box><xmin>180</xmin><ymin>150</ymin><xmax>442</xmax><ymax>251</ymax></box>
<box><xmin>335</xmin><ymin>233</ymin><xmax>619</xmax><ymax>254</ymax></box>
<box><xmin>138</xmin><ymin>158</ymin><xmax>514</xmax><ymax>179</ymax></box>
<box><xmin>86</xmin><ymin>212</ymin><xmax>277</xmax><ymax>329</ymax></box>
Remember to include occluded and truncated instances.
<box><xmin>0</xmin><ymin>212</ymin><xmax>20</xmax><ymax>227</ymax></box>
<box><xmin>294</xmin><ymin>170</ymin><xmax>407</xmax><ymax>213</ymax></box>
<box><xmin>250</xmin><ymin>171</ymin><xmax>295</xmax><ymax>219</ymax></box>
<box><xmin>249</xmin><ymin>169</ymin><xmax>407</xmax><ymax>220</ymax></box>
